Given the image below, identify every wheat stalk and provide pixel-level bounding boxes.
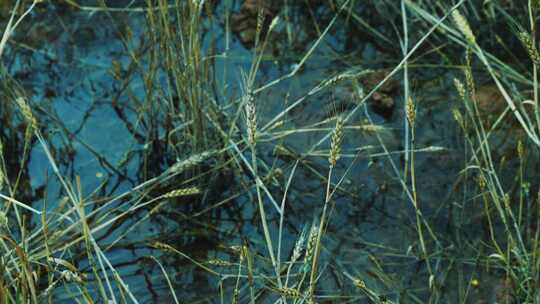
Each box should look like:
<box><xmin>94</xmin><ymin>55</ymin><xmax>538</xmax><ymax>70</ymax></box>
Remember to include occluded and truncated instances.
<box><xmin>465</xmin><ymin>48</ymin><xmax>476</xmax><ymax>98</ymax></box>
<box><xmin>406</xmin><ymin>97</ymin><xmax>416</xmax><ymax>127</ymax></box>
<box><xmin>453</xmin><ymin>78</ymin><xmax>467</xmax><ymax>103</ymax></box>
<box><xmin>303</xmin><ymin>224</ymin><xmax>319</xmax><ymax>273</ymax></box>
<box><xmin>15</xmin><ymin>97</ymin><xmax>37</xmax><ymax>130</ymax></box>
<box><xmin>277</xmin><ymin>287</ymin><xmax>302</xmax><ymax>298</ymax></box>
<box><xmin>452</xmin><ymin>108</ymin><xmax>465</xmax><ymax>130</ymax></box>
<box><xmin>291</xmin><ymin>230</ymin><xmax>306</xmax><ymax>263</ymax></box>
<box><xmin>328</xmin><ymin>117</ymin><xmax>344</xmax><ymax>167</ymax></box>
<box><xmin>0</xmin><ymin>211</ymin><xmax>7</xmax><ymax>228</ymax></box>
<box><xmin>452</xmin><ymin>10</ymin><xmax>476</xmax><ymax>45</ymax></box>
<box><xmin>161</xmin><ymin>187</ymin><xmax>200</xmax><ymax>198</ymax></box>
<box><xmin>518</xmin><ymin>31</ymin><xmax>540</xmax><ymax>67</ymax></box>
<box><xmin>517</xmin><ymin>140</ymin><xmax>525</xmax><ymax>160</ymax></box>
<box><xmin>245</xmin><ymin>94</ymin><xmax>257</xmax><ymax>146</ymax></box>
<box><xmin>206</xmin><ymin>259</ymin><xmax>233</xmax><ymax>267</ymax></box>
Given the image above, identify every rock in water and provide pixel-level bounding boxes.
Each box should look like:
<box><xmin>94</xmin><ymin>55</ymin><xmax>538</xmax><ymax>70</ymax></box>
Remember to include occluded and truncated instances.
<box><xmin>231</xmin><ymin>0</ymin><xmax>274</xmax><ymax>49</ymax></box>
<box><xmin>361</xmin><ymin>69</ymin><xmax>400</xmax><ymax>118</ymax></box>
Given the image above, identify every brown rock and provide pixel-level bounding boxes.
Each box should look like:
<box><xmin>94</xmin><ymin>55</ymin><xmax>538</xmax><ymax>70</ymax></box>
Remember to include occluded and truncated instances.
<box><xmin>361</xmin><ymin>69</ymin><xmax>400</xmax><ymax>94</ymax></box>
<box><xmin>361</xmin><ymin>69</ymin><xmax>400</xmax><ymax>118</ymax></box>
<box><xmin>0</xmin><ymin>0</ymin><xmax>13</xmax><ymax>19</ymax></box>
<box><xmin>473</xmin><ymin>85</ymin><xmax>506</xmax><ymax>122</ymax></box>
<box><xmin>371</xmin><ymin>92</ymin><xmax>394</xmax><ymax>116</ymax></box>
<box><xmin>470</xmin><ymin>84</ymin><xmax>531</xmax><ymax>158</ymax></box>
<box><xmin>231</xmin><ymin>0</ymin><xmax>274</xmax><ymax>49</ymax></box>
<box><xmin>472</xmin><ymin>84</ymin><xmax>534</xmax><ymax>129</ymax></box>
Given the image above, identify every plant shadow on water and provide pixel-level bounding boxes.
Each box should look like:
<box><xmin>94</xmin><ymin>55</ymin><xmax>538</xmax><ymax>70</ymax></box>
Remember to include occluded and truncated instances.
<box><xmin>2</xmin><ymin>0</ymin><xmax>540</xmax><ymax>303</ymax></box>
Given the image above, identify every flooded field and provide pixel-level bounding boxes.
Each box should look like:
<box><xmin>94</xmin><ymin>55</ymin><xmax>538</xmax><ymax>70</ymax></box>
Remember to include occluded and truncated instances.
<box><xmin>1</xmin><ymin>0</ymin><xmax>540</xmax><ymax>303</ymax></box>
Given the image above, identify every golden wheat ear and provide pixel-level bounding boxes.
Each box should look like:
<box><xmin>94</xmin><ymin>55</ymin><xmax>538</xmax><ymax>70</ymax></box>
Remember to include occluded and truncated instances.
<box><xmin>518</xmin><ymin>31</ymin><xmax>540</xmax><ymax>67</ymax></box>
<box><xmin>452</xmin><ymin>9</ymin><xmax>476</xmax><ymax>46</ymax></box>
<box><xmin>245</xmin><ymin>94</ymin><xmax>257</xmax><ymax>146</ymax></box>
<box><xmin>328</xmin><ymin>117</ymin><xmax>344</xmax><ymax>168</ymax></box>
